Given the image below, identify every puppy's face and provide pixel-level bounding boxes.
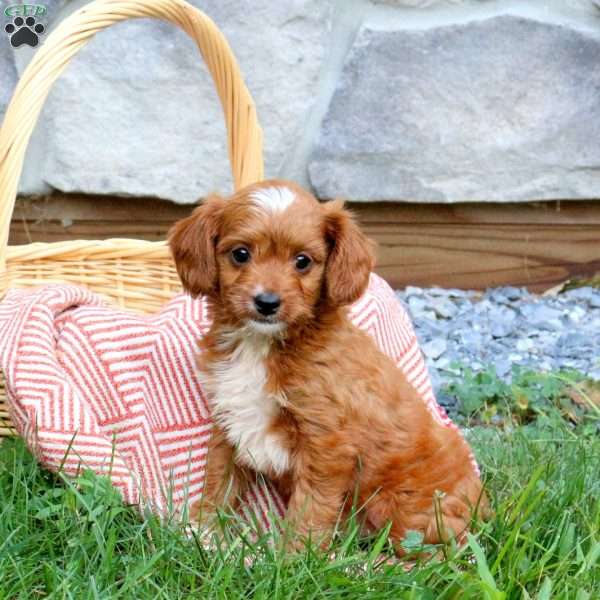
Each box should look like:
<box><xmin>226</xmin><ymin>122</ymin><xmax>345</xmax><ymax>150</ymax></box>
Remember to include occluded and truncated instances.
<box><xmin>169</xmin><ymin>180</ymin><xmax>374</xmax><ymax>336</ymax></box>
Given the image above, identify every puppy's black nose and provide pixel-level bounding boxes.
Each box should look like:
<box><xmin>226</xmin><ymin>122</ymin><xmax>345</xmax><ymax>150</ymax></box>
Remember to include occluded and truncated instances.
<box><xmin>254</xmin><ymin>292</ymin><xmax>281</xmax><ymax>316</ymax></box>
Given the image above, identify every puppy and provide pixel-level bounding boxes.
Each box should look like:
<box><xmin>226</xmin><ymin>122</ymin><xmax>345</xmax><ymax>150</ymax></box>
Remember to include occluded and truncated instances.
<box><xmin>169</xmin><ymin>179</ymin><xmax>487</xmax><ymax>552</ymax></box>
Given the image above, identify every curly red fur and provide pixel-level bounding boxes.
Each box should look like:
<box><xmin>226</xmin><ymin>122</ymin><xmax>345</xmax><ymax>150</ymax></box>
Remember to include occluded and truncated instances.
<box><xmin>169</xmin><ymin>179</ymin><xmax>488</xmax><ymax>551</ymax></box>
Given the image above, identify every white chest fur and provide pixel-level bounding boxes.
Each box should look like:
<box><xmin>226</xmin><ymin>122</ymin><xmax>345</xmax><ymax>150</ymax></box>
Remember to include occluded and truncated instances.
<box><xmin>206</xmin><ymin>332</ymin><xmax>290</xmax><ymax>476</ymax></box>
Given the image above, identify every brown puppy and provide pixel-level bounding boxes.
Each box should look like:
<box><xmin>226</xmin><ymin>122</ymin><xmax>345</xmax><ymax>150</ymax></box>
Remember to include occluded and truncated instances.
<box><xmin>169</xmin><ymin>179</ymin><xmax>487</xmax><ymax>551</ymax></box>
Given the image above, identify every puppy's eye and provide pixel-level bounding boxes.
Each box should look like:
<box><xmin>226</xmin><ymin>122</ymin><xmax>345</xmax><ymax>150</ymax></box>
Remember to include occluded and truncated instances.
<box><xmin>231</xmin><ymin>246</ymin><xmax>251</xmax><ymax>265</ymax></box>
<box><xmin>295</xmin><ymin>254</ymin><xmax>312</xmax><ymax>272</ymax></box>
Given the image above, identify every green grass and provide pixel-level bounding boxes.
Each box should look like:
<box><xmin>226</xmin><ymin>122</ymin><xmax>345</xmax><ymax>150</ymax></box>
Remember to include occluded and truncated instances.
<box><xmin>562</xmin><ymin>274</ymin><xmax>600</xmax><ymax>290</ymax></box>
<box><xmin>444</xmin><ymin>364</ymin><xmax>600</xmax><ymax>431</ymax></box>
<box><xmin>0</xmin><ymin>413</ymin><xmax>598</xmax><ymax>598</ymax></box>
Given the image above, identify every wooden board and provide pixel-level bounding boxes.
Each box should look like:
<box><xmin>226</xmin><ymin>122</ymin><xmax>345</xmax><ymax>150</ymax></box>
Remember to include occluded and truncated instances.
<box><xmin>9</xmin><ymin>194</ymin><xmax>600</xmax><ymax>292</ymax></box>
<box><xmin>356</xmin><ymin>202</ymin><xmax>600</xmax><ymax>291</ymax></box>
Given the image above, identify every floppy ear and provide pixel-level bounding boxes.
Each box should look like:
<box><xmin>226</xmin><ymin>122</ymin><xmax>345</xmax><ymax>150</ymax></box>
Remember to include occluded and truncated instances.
<box><xmin>323</xmin><ymin>199</ymin><xmax>376</xmax><ymax>307</ymax></box>
<box><xmin>168</xmin><ymin>194</ymin><xmax>225</xmax><ymax>298</ymax></box>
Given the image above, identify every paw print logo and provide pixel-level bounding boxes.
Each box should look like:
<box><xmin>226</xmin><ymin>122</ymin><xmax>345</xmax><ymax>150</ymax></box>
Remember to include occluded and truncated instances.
<box><xmin>5</xmin><ymin>16</ymin><xmax>45</xmax><ymax>48</ymax></box>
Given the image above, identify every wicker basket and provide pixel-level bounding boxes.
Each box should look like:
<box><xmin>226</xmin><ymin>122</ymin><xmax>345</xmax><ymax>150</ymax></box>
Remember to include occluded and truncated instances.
<box><xmin>0</xmin><ymin>0</ymin><xmax>264</xmax><ymax>437</ymax></box>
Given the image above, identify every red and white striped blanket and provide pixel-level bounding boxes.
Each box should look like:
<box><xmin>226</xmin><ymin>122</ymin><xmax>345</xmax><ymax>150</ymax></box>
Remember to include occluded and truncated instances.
<box><xmin>0</xmin><ymin>274</ymin><xmax>463</xmax><ymax>522</ymax></box>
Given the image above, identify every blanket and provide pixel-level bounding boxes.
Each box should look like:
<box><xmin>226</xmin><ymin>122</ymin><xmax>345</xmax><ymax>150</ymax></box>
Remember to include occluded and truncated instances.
<box><xmin>0</xmin><ymin>274</ymin><xmax>457</xmax><ymax>521</ymax></box>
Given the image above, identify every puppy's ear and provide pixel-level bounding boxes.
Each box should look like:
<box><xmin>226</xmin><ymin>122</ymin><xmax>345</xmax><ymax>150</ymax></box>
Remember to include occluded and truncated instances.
<box><xmin>168</xmin><ymin>194</ymin><xmax>225</xmax><ymax>297</ymax></box>
<box><xmin>323</xmin><ymin>199</ymin><xmax>376</xmax><ymax>307</ymax></box>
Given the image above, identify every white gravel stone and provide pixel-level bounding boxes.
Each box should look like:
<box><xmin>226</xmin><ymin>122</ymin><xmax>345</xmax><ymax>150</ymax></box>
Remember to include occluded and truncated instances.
<box><xmin>422</xmin><ymin>338</ymin><xmax>448</xmax><ymax>360</ymax></box>
<box><xmin>396</xmin><ymin>285</ymin><xmax>600</xmax><ymax>414</ymax></box>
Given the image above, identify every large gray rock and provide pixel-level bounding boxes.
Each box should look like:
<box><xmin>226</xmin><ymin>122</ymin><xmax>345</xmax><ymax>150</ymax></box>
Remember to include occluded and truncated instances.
<box><xmin>39</xmin><ymin>1</ymin><xmax>331</xmax><ymax>203</ymax></box>
<box><xmin>7</xmin><ymin>1</ymin><xmax>70</xmax><ymax>196</ymax></box>
<box><xmin>309</xmin><ymin>15</ymin><xmax>600</xmax><ymax>202</ymax></box>
<box><xmin>0</xmin><ymin>34</ymin><xmax>17</xmax><ymax>114</ymax></box>
<box><xmin>369</xmin><ymin>0</ymin><xmax>600</xmax><ymax>13</ymax></box>
<box><xmin>370</xmin><ymin>1</ymin><xmax>471</xmax><ymax>6</ymax></box>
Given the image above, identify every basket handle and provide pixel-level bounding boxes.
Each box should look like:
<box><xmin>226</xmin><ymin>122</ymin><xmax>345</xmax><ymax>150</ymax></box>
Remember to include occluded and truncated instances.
<box><xmin>0</xmin><ymin>0</ymin><xmax>264</xmax><ymax>269</ymax></box>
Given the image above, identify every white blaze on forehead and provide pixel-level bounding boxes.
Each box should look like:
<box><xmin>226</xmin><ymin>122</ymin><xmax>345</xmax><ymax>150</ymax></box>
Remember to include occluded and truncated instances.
<box><xmin>250</xmin><ymin>186</ymin><xmax>296</xmax><ymax>213</ymax></box>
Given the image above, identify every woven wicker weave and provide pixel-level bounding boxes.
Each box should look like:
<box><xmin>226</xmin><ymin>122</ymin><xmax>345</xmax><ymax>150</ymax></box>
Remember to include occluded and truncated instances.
<box><xmin>0</xmin><ymin>0</ymin><xmax>264</xmax><ymax>437</ymax></box>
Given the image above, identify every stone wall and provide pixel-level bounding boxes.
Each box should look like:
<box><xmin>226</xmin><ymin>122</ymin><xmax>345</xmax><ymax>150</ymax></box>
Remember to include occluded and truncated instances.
<box><xmin>2</xmin><ymin>0</ymin><xmax>600</xmax><ymax>203</ymax></box>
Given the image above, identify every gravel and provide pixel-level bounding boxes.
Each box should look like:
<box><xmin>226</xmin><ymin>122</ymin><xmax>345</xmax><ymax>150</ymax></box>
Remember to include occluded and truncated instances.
<box><xmin>395</xmin><ymin>286</ymin><xmax>600</xmax><ymax>407</ymax></box>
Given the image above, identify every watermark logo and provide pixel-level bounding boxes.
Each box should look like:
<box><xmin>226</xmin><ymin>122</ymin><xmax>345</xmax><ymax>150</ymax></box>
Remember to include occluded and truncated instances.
<box><xmin>4</xmin><ymin>4</ymin><xmax>46</xmax><ymax>48</ymax></box>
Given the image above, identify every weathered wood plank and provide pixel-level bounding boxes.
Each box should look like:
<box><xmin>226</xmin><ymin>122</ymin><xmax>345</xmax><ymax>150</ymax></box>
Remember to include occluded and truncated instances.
<box><xmin>8</xmin><ymin>195</ymin><xmax>600</xmax><ymax>291</ymax></box>
<box><xmin>12</xmin><ymin>195</ymin><xmax>600</xmax><ymax>224</ymax></box>
<box><xmin>371</xmin><ymin>224</ymin><xmax>600</xmax><ymax>290</ymax></box>
<box><xmin>355</xmin><ymin>201</ymin><xmax>600</xmax><ymax>226</ymax></box>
